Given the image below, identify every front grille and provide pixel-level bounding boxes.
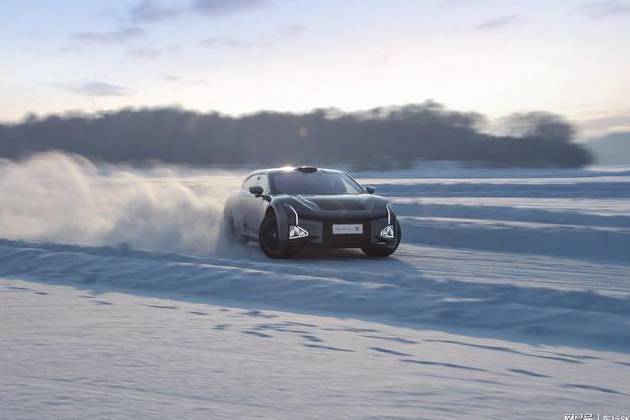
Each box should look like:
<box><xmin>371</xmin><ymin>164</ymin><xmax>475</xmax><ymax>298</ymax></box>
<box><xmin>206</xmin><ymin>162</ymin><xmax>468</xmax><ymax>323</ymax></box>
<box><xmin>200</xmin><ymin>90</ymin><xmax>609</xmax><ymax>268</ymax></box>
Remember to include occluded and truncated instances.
<box><xmin>322</xmin><ymin>220</ymin><xmax>371</xmax><ymax>247</ymax></box>
<box><xmin>315</xmin><ymin>201</ymin><xmax>366</xmax><ymax>211</ymax></box>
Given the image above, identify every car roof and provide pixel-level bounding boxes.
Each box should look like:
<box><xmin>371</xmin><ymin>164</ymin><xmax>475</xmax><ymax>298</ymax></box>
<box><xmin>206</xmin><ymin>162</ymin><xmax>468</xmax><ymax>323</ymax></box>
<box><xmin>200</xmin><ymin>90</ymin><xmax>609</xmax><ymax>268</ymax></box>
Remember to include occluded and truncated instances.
<box><xmin>246</xmin><ymin>166</ymin><xmax>345</xmax><ymax>177</ymax></box>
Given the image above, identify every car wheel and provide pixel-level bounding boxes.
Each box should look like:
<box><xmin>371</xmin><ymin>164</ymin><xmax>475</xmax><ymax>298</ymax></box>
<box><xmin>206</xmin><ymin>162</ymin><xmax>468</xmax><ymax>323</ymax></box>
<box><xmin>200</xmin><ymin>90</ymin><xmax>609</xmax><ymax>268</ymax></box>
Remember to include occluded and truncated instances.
<box><xmin>259</xmin><ymin>212</ymin><xmax>294</xmax><ymax>258</ymax></box>
<box><xmin>361</xmin><ymin>221</ymin><xmax>401</xmax><ymax>257</ymax></box>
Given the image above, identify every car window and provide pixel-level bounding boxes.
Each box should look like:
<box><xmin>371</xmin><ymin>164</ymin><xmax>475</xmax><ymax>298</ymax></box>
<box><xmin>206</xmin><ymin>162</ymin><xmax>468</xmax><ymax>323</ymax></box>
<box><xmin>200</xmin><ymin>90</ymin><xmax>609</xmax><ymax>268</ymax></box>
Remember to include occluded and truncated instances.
<box><xmin>242</xmin><ymin>175</ymin><xmax>257</xmax><ymax>191</ymax></box>
<box><xmin>242</xmin><ymin>174</ymin><xmax>269</xmax><ymax>193</ymax></box>
<box><xmin>270</xmin><ymin>171</ymin><xmax>364</xmax><ymax>195</ymax></box>
<box><xmin>258</xmin><ymin>174</ymin><xmax>269</xmax><ymax>193</ymax></box>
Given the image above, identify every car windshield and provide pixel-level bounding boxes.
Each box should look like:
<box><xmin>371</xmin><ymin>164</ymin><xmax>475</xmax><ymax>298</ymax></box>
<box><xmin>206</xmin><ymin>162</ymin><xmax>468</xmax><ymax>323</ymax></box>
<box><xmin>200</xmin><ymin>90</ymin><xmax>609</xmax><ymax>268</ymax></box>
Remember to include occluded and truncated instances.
<box><xmin>270</xmin><ymin>171</ymin><xmax>365</xmax><ymax>195</ymax></box>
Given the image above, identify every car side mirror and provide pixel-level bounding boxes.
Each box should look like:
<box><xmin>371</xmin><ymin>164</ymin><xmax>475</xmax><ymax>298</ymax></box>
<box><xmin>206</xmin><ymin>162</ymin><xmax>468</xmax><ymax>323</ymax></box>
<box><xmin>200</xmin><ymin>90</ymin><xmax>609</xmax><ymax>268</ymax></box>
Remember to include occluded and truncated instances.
<box><xmin>249</xmin><ymin>186</ymin><xmax>264</xmax><ymax>197</ymax></box>
<box><xmin>365</xmin><ymin>186</ymin><xmax>376</xmax><ymax>194</ymax></box>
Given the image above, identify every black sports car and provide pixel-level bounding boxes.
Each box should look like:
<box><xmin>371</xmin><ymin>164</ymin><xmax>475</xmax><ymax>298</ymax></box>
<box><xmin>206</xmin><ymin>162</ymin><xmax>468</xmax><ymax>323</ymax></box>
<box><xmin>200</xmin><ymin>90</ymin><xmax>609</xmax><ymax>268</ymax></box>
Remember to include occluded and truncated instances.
<box><xmin>223</xmin><ymin>166</ymin><xmax>401</xmax><ymax>258</ymax></box>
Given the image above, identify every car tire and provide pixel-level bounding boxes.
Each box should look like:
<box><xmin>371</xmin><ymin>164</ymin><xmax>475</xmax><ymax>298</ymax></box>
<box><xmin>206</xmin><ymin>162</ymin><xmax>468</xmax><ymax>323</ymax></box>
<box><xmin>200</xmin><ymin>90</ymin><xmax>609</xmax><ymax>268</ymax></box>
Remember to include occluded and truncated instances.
<box><xmin>259</xmin><ymin>211</ymin><xmax>295</xmax><ymax>258</ymax></box>
<box><xmin>361</xmin><ymin>221</ymin><xmax>401</xmax><ymax>257</ymax></box>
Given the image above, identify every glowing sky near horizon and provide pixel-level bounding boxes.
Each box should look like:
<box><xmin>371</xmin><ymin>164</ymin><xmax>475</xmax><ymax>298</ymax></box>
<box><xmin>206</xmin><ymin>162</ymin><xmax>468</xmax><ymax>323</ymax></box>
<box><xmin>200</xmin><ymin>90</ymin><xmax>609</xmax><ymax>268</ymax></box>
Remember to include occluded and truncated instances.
<box><xmin>1</xmin><ymin>0</ymin><xmax>629</xmax><ymax>137</ymax></box>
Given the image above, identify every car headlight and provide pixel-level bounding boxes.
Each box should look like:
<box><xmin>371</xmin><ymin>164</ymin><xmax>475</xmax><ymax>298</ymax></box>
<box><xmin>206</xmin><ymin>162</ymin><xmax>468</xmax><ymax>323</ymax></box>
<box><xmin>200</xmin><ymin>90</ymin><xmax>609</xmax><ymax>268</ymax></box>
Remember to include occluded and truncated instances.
<box><xmin>289</xmin><ymin>225</ymin><xmax>309</xmax><ymax>239</ymax></box>
<box><xmin>286</xmin><ymin>204</ymin><xmax>308</xmax><ymax>239</ymax></box>
<box><xmin>379</xmin><ymin>225</ymin><xmax>395</xmax><ymax>240</ymax></box>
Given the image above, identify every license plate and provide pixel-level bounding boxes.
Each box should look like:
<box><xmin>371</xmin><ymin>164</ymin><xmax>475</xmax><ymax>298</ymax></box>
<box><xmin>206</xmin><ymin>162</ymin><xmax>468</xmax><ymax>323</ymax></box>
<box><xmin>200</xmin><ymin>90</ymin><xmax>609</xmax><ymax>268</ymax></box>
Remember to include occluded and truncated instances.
<box><xmin>332</xmin><ymin>224</ymin><xmax>363</xmax><ymax>235</ymax></box>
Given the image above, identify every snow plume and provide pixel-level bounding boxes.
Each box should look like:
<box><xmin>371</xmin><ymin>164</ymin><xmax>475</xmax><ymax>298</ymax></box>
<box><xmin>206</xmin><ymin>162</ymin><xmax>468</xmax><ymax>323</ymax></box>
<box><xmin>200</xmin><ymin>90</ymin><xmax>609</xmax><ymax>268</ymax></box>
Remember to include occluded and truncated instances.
<box><xmin>0</xmin><ymin>152</ymin><xmax>239</xmax><ymax>254</ymax></box>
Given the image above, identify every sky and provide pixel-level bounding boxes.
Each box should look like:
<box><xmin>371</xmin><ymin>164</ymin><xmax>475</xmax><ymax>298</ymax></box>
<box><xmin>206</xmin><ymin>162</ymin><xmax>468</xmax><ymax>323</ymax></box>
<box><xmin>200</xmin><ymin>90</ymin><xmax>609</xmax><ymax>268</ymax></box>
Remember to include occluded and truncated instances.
<box><xmin>1</xmin><ymin>0</ymin><xmax>629</xmax><ymax>138</ymax></box>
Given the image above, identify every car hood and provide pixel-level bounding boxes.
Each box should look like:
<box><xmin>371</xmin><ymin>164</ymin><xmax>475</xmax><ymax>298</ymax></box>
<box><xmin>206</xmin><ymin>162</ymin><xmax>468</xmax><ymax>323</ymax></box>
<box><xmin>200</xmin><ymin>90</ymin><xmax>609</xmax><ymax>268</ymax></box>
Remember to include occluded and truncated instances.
<box><xmin>281</xmin><ymin>194</ymin><xmax>389</xmax><ymax>218</ymax></box>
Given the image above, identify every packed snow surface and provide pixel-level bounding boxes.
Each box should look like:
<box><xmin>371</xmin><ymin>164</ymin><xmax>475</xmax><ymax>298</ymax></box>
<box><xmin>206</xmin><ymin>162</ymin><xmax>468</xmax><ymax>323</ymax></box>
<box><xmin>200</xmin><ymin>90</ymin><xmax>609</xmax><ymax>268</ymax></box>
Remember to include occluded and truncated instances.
<box><xmin>3</xmin><ymin>280</ymin><xmax>630</xmax><ymax>419</ymax></box>
<box><xmin>1</xmin><ymin>154</ymin><xmax>629</xmax><ymax>419</ymax></box>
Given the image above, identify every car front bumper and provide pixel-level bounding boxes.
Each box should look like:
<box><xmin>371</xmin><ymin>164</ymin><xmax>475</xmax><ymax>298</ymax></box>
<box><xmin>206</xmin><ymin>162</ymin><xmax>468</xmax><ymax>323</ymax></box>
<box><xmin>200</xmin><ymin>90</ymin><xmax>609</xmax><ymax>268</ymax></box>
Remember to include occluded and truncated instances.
<box><xmin>288</xmin><ymin>216</ymin><xmax>397</xmax><ymax>248</ymax></box>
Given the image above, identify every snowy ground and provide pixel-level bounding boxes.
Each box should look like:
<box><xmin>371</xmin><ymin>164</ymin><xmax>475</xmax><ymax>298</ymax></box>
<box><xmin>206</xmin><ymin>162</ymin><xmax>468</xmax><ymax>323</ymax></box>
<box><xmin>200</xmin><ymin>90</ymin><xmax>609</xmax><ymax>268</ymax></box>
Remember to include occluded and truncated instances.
<box><xmin>1</xmin><ymin>156</ymin><xmax>630</xmax><ymax>419</ymax></box>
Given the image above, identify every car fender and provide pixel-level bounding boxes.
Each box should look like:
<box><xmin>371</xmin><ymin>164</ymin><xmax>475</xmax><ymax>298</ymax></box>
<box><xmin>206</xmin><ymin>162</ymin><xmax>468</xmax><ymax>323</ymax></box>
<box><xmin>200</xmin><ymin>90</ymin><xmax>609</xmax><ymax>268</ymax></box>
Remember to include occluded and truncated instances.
<box><xmin>264</xmin><ymin>198</ymin><xmax>291</xmax><ymax>247</ymax></box>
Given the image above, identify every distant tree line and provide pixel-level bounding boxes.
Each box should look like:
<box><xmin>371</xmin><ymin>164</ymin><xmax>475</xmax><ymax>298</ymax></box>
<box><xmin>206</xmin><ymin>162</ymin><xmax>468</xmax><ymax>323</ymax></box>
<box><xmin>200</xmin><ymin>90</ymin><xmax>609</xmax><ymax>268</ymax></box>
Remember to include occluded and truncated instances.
<box><xmin>0</xmin><ymin>101</ymin><xmax>593</xmax><ymax>168</ymax></box>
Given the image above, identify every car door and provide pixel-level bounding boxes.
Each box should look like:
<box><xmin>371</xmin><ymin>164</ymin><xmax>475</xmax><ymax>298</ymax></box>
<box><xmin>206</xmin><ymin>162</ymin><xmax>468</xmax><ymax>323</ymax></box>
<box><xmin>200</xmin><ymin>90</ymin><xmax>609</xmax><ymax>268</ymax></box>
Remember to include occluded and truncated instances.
<box><xmin>242</xmin><ymin>173</ymin><xmax>269</xmax><ymax>237</ymax></box>
<box><xmin>232</xmin><ymin>174</ymin><xmax>257</xmax><ymax>236</ymax></box>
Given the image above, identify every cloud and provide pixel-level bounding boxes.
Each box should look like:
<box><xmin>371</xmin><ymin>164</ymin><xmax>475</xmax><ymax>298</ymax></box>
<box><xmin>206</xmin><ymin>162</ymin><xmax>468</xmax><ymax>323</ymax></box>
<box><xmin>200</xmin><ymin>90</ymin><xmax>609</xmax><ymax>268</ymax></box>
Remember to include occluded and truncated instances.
<box><xmin>275</xmin><ymin>25</ymin><xmax>306</xmax><ymax>38</ymax></box>
<box><xmin>577</xmin><ymin>110</ymin><xmax>630</xmax><ymax>137</ymax></box>
<box><xmin>124</xmin><ymin>0</ymin><xmax>267</xmax><ymax>26</ymax></box>
<box><xmin>163</xmin><ymin>74</ymin><xmax>182</xmax><ymax>82</ymax></box>
<box><xmin>160</xmin><ymin>75</ymin><xmax>210</xmax><ymax>85</ymax></box>
<box><xmin>58</xmin><ymin>44</ymin><xmax>83</xmax><ymax>54</ymax></box>
<box><xmin>72</xmin><ymin>27</ymin><xmax>145</xmax><ymax>44</ymax></box>
<box><xmin>474</xmin><ymin>14</ymin><xmax>522</xmax><ymax>31</ymax></box>
<box><xmin>126</xmin><ymin>44</ymin><xmax>180</xmax><ymax>59</ymax></box>
<box><xmin>199</xmin><ymin>25</ymin><xmax>303</xmax><ymax>50</ymax></box>
<box><xmin>191</xmin><ymin>0</ymin><xmax>267</xmax><ymax>16</ymax></box>
<box><xmin>577</xmin><ymin>0</ymin><xmax>630</xmax><ymax>18</ymax></box>
<box><xmin>130</xmin><ymin>0</ymin><xmax>182</xmax><ymax>23</ymax></box>
<box><xmin>200</xmin><ymin>37</ymin><xmax>264</xmax><ymax>48</ymax></box>
<box><xmin>127</xmin><ymin>46</ymin><xmax>162</xmax><ymax>59</ymax></box>
<box><xmin>61</xmin><ymin>81</ymin><xmax>130</xmax><ymax>97</ymax></box>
